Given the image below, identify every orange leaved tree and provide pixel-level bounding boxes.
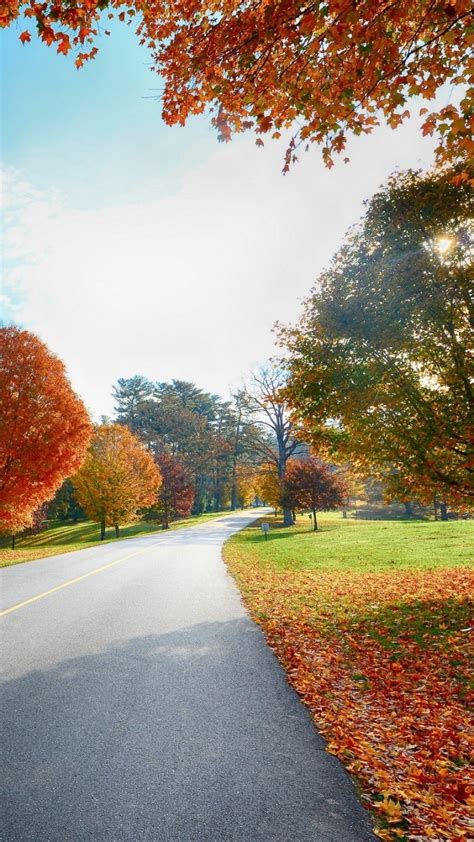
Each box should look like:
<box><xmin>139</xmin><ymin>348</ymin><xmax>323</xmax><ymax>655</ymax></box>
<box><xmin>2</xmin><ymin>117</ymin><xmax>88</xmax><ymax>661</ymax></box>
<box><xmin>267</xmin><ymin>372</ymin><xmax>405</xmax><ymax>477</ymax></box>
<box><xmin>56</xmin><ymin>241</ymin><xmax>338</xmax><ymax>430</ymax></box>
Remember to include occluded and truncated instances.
<box><xmin>73</xmin><ymin>424</ymin><xmax>162</xmax><ymax>539</ymax></box>
<box><xmin>4</xmin><ymin>1</ymin><xmax>472</xmax><ymax>172</ymax></box>
<box><xmin>0</xmin><ymin>326</ymin><xmax>92</xmax><ymax>539</ymax></box>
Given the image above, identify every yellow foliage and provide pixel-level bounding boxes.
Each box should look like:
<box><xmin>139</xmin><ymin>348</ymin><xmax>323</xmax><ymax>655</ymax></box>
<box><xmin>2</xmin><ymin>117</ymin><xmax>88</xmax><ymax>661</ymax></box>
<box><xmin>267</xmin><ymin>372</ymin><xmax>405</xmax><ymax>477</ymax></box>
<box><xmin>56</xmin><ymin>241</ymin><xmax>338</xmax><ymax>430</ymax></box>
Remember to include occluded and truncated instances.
<box><xmin>73</xmin><ymin>424</ymin><xmax>161</xmax><ymax>528</ymax></box>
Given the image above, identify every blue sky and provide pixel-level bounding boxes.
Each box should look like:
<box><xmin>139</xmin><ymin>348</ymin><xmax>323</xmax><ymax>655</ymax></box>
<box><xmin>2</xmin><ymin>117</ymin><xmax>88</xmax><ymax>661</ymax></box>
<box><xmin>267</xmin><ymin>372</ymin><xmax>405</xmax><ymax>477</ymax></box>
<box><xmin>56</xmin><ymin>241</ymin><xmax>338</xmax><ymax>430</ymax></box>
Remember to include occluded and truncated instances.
<box><xmin>2</xmin><ymin>20</ymin><xmax>212</xmax><ymax>207</ymax></box>
<box><xmin>1</xmin><ymin>22</ymin><xmax>441</xmax><ymax>418</ymax></box>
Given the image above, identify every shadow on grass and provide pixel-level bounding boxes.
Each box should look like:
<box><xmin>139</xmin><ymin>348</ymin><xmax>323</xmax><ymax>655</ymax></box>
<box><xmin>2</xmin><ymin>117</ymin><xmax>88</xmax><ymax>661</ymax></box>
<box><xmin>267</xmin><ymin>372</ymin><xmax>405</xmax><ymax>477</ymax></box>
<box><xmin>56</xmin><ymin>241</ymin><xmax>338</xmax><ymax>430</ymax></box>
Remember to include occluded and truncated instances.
<box><xmin>243</xmin><ymin>521</ymin><xmax>343</xmax><ymax>543</ymax></box>
<box><xmin>352</xmin><ymin>506</ymin><xmax>428</xmax><ymax>521</ymax></box>
<box><xmin>18</xmin><ymin>523</ymin><xmax>103</xmax><ymax>547</ymax></box>
<box><xmin>346</xmin><ymin>597</ymin><xmax>472</xmax><ymax>657</ymax></box>
<box><xmin>10</xmin><ymin>514</ymin><xmax>229</xmax><ymax>551</ymax></box>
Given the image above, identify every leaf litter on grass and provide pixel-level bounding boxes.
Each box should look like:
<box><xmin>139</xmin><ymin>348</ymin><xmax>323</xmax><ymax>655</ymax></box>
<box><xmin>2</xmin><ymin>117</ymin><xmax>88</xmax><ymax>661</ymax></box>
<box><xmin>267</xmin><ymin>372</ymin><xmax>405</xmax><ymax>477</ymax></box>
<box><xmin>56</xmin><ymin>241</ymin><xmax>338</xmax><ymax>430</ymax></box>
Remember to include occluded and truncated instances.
<box><xmin>225</xmin><ymin>548</ymin><xmax>473</xmax><ymax>841</ymax></box>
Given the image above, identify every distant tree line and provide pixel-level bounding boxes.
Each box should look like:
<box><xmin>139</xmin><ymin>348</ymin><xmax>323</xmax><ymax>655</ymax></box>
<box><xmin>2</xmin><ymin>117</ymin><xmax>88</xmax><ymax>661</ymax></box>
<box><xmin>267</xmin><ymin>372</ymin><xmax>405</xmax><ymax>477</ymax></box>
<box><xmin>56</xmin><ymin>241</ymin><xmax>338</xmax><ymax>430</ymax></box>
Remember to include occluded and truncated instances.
<box><xmin>2</xmin><ymin>167</ymin><xmax>471</xmax><ymax>545</ymax></box>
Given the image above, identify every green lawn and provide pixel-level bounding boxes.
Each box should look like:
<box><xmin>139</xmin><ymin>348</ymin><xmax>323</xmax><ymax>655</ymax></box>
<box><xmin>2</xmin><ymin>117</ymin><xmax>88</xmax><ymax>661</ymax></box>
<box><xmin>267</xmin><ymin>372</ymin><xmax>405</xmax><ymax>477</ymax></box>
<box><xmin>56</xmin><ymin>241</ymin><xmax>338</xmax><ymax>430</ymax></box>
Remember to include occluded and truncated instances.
<box><xmin>0</xmin><ymin>511</ymin><xmax>228</xmax><ymax>568</ymax></box>
<box><xmin>238</xmin><ymin>511</ymin><xmax>473</xmax><ymax>573</ymax></box>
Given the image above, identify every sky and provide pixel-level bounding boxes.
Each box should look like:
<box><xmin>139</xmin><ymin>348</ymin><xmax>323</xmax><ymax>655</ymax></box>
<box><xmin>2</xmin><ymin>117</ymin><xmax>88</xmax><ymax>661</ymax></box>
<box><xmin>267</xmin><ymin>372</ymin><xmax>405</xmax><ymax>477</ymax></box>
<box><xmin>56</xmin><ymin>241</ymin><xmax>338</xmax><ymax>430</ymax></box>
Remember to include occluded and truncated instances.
<box><xmin>1</xmin><ymin>20</ymin><xmax>441</xmax><ymax>419</ymax></box>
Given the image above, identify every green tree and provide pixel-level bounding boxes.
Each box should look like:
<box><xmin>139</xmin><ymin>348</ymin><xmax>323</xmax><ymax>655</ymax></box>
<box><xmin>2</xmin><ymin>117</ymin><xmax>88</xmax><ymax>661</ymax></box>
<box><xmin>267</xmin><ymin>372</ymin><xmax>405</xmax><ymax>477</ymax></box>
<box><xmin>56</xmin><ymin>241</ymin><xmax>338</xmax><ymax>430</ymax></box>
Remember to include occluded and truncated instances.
<box><xmin>47</xmin><ymin>479</ymin><xmax>85</xmax><ymax>522</ymax></box>
<box><xmin>280</xmin><ymin>167</ymin><xmax>473</xmax><ymax>504</ymax></box>
<box><xmin>112</xmin><ymin>376</ymin><xmax>154</xmax><ymax>431</ymax></box>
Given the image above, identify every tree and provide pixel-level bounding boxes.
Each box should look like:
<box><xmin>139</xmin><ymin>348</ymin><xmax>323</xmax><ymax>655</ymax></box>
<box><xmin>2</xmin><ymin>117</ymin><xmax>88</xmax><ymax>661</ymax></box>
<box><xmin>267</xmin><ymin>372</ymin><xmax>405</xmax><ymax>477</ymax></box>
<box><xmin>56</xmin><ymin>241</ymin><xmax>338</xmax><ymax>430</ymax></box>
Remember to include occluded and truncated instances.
<box><xmin>150</xmin><ymin>452</ymin><xmax>195</xmax><ymax>528</ymax></box>
<box><xmin>280</xmin><ymin>167</ymin><xmax>473</xmax><ymax>504</ymax></box>
<box><xmin>7</xmin><ymin>2</ymin><xmax>471</xmax><ymax>173</ymax></box>
<box><xmin>0</xmin><ymin>326</ymin><xmax>92</xmax><ymax>536</ymax></box>
<box><xmin>47</xmin><ymin>479</ymin><xmax>85</xmax><ymax>522</ymax></box>
<box><xmin>234</xmin><ymin>463</ymin><xmax>259</xmax><ymax>508</ymax></box>
<box><xmin>112</xmin><ymin>377</ymin><xmax>269</xmax><ymax>514</ymax></box>
<box><xmin>256</xmin><ymin>462</ymin><xmax>283</xmax><ymax>510</ymax></box>
<box><xmin>112</xmin><ymin>376</ymin><xmax>154</xmax><ymax>431</ymax></box>
<box><xmin>73</xmin><ymin>424</ymin><xmax>162</xmax><ymax>539</ymax></box>
<box><xmin>283</xmin><ymin>458</ymin><xmax>346</xmax><ymax>530</ymax></box>
<box><xmin>228</xmin><ymin>390</ymin><xmax>266</xmax><ymax>510</ymax></box>
<box><xmin>245</xmin><ymin>366</ymin><xmax>303</xmax><ymax>525</ymax></box>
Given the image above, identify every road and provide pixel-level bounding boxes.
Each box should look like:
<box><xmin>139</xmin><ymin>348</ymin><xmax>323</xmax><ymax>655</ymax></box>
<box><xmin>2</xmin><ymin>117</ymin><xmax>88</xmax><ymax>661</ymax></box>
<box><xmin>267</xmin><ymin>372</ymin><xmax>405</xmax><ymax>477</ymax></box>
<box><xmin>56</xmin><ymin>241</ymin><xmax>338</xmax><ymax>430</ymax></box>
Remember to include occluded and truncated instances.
<box><xmin>1</xmin><ymin>510</ymin><xmax>374</xmax><ymax>841</ymax></box>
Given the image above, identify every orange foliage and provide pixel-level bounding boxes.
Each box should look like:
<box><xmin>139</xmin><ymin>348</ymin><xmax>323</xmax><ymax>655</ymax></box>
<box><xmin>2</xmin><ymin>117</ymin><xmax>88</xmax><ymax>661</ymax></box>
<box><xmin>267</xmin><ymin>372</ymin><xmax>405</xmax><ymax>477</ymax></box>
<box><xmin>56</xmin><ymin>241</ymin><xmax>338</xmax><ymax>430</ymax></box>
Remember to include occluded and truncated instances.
<box><xmin>227</xmin><ymin>557</ymin><xmax>473</xmax><ymax>839</ymax></box>
<box><xmin>73</xmin><ymin>424</ymin><xmax>162</xmax><ymax>532</ymax></box>
<box><xmin>3</xmin><ymin>1</ymin><xmax>472</xmax><ymax>171</ymax></box>
<box><xmin>0</xmin><ymin>327</ymin><xmax>92</xmax><ymax>533</ymax></box>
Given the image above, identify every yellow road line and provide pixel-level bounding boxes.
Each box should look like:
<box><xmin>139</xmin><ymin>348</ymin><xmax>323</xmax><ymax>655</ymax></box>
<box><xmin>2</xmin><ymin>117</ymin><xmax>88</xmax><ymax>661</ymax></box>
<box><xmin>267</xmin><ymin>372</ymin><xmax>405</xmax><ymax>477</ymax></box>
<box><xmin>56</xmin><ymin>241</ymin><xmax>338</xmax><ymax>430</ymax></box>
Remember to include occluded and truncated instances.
<box><xmin>0</xmin><ymin>546</ymin><xmax>151</xmax><ymax>618</ymax></box>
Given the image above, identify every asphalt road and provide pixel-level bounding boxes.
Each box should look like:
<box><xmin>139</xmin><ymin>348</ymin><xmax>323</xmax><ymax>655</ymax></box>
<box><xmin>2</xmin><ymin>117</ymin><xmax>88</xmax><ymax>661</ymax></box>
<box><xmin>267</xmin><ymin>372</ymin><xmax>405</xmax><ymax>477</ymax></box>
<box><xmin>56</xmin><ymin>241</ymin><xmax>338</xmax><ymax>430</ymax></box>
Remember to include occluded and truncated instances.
<box><xmin>1</xmin><ymin>510</ymin><xmax>375</xmax><ymax>841</ymax></box>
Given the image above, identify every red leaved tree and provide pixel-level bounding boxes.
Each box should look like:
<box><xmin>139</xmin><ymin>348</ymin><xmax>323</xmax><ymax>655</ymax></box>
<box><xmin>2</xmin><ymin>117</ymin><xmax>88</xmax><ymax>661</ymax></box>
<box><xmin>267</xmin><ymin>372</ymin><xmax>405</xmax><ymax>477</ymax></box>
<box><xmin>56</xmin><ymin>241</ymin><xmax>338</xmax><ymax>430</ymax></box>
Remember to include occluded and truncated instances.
<box><xmin>283</xmin><ymin>458</ymin><xmax>346</xmax><ymax>530</ymax></box>
<box><xmin>0</xmin><ymin>326</ymin><xmax>92</xmax><ymax>537</ymax></box>
<box><xmin>154</xmin><ymin>452</ymin><xmax>195</xmax><ymax>529</ymax></box>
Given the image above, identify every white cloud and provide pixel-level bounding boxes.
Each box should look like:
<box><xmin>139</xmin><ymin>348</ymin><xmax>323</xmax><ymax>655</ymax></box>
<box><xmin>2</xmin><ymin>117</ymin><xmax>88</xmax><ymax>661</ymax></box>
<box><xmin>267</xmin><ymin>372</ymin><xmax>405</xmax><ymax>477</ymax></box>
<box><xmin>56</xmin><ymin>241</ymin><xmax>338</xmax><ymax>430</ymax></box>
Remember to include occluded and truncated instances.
<box><xmin>1</xmin><ymin>117</ymin><xmax>436</xmax><ymax>419</ymax></box>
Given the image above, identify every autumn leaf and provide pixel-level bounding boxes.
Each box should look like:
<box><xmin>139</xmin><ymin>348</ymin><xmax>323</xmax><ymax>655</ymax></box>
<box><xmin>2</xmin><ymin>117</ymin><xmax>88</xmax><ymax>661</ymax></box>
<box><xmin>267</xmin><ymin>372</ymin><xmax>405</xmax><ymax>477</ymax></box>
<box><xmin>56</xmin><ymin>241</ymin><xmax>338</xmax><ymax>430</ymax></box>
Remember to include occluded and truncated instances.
<box><xmin>57</xmin><ymin>35</ymin><xmax>70</xmax><ymax>55</ymax></box>
<box><xmin>41</xmin><ymin>27</ymin><xmax>56</xmax><ymax>46</ymax></box>
<box><xmin>19</xmin><ymin>30</ymin><xmax>31</xmax><ymax>44</ymax></box>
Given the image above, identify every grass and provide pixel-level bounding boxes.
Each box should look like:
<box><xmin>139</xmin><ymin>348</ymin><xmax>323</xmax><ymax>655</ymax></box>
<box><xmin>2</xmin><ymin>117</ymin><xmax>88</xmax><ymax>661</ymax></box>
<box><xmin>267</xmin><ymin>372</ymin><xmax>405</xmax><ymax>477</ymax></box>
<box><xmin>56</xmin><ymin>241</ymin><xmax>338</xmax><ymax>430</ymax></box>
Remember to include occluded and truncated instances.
<box><xmin>224</xmin><ymin>512</ymin><xmax>473</xmax><ymax>840</ymax></box>
<box><xmin>0</xmin><ymin>511</ymin><xmax>228</xmax><ymax>568</ymax></box>
<box><xmin>239</xmin><ymin>511</ymin><xmax>472</xmax><ymax>572</ymax></box>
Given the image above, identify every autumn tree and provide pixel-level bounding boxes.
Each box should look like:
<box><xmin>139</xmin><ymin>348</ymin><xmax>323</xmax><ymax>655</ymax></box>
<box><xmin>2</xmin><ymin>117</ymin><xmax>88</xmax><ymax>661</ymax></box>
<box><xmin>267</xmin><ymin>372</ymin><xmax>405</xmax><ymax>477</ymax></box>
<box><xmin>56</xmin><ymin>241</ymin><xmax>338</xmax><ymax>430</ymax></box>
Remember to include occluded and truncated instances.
<box><xmin>6</xmin><ymin>1</ymin><xmax>472</xmax><ymax>172</ymax></box>
<box><xmin>0</xmin><ymin>326</ymin><xmax>92</xmax><ymax>538</ymax></box>
<box><xmin>245</xmin><ymin>366</ymin><xmax>303</xmax><ymax>526</ymax></box>
<box><xmin>283</xmin><ymin>458</ymin><xmax>346</xmax><ymax>530</ymax></box>
<box><xmin>234</xmin><ymin>463</ymin><xmax>258</xmax><ymax>508</ymax></box>
<box><xmin>73</xmin><ymin>424</ymin><xmax>162</xmax><ymax>539</ymax></box>
<box><xmin>150</xmin><ymin>452</ymin><xmax>195</xmax><ymax>528</ymax></box>
<box><xmin>256</xmin><ymin>462</ymin><xmax>283</xmax><ymax>510</ymax></box>
<box><xmin>280</xmin><ymin>167</ymin><xmax>474</xmax><ymax>504</ymax></box>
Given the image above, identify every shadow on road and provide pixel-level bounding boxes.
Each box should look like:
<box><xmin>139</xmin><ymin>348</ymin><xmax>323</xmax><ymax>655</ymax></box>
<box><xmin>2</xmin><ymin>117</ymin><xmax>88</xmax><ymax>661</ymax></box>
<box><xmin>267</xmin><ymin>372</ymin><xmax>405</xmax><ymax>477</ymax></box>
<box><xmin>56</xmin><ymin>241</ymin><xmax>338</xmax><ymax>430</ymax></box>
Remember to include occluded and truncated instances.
<box><xmin>2</xmin><ymin>618</ymin><xmax>375</xmax><ymax>841</ymax></box>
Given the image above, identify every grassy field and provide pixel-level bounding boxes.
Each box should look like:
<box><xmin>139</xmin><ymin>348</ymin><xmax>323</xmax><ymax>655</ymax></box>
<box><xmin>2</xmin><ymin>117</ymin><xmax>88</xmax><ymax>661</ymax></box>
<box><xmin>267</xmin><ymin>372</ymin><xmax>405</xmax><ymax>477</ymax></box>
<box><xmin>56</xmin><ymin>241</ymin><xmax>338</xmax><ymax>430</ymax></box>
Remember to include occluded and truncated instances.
<box><xmin>0</xmin><ymin>511</ymin><xmax>228</xmax><ymax>568</ymax></box>
<box><xmin>224</xmin><ymin>513</ymin><xmax>473</xmax><ymax>841</ymax></box>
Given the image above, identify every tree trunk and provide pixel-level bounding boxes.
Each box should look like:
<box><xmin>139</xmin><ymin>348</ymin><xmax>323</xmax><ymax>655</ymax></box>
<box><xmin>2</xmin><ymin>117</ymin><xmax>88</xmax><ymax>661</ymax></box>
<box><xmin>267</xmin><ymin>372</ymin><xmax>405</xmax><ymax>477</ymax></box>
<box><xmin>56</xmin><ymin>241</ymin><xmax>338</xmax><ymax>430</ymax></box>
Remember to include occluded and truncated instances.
<box><xmin>100</xmin><ymin>520</ymin><xmax>106</xmax><ymax>540</ymax></box>
<box><xmin>11</xmin><ymin>534</ymin><xmax>15</xmax><ymax>549</ymax></box>
<box><xmin>283</xmin><ymin>507</ymin><xmax>293</xmax><ymax>527</ymax></box>
<box><xmin>440</xmin><ymin>502</ymin><xmax>448</xmax><ymax>521</ymax></box>
<box><xmin>404</xmin><ymin>501</ymin><xmax>413</xmax><ymax>517</ymax></box>
<box><xmin>214</xmin><ymin>464</ymin><xmax>222</xmax><ymax>512</ymax></box>
<box><xmin>433</xmin><ymin>495</ymin><xmax>439</xmax><ymax>521</ymax></box>
<box><xmin>230</xmin><ymin>404</ymin><xmax>243</xmax><ymax>511</ymax></box>
<box><xmin>114</xmin><ymin>524</ymin><xmax>120</xmax><ymax>538</ymax></box>
<box><xmin>342</xmin><ymin>509</ymin><xmax>347</xmax><ymax>519</ymax></box>
<box><xmin>292</xmin><ymin>509</ymin><xmax>296</xmax><ymax>523</ymax></box>
<box><xmin>312</xmin><ymin>508</ymin><xmax>318</xmax><ymax>531</ymax></box>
